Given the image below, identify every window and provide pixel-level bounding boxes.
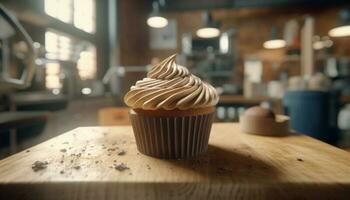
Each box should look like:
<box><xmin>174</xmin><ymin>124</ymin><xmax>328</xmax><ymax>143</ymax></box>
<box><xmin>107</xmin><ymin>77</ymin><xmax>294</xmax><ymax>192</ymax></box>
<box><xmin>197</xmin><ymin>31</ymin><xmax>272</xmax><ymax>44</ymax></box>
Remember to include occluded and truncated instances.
<box><xmin>45</xmin><ymin>62</ymin><xmax>61</xmax><ymax>90</ymax></box>
<box><xmin>45</xmin><ymin>30</ymin><xmax>97</xmax><ymax>80</ymax></box>
<box><xmin>44</xmin><ymin>0</ymin><xmax>96</xmax><ymax>33</ymax></box>
<box><xmin>77</xmin><ymin>45</ymin><xmax>96</xmax><ymax>80</ymax></box>
<box><xmin>45</xmin><ymin>30</ymin><xmax>73</xmax><ymax>61</ymax></box>
<box><xmin>73</xmin><ymin>0</ymin><xmax>95</xmax><ymax>33</ymax></box>
<box><xmin>44</xmin><ymin>0</ymin><xmax>73</xmax><ymax>24</ymax></box>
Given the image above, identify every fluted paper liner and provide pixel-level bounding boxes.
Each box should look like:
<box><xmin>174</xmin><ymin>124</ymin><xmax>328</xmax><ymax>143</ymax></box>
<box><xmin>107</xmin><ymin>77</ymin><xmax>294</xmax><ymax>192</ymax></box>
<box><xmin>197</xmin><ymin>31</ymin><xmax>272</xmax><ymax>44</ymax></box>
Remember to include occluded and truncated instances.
<box><xmin>129</xmin><ymin>108</ymin><xmax>215</xmax><ymax>159</ymax></box>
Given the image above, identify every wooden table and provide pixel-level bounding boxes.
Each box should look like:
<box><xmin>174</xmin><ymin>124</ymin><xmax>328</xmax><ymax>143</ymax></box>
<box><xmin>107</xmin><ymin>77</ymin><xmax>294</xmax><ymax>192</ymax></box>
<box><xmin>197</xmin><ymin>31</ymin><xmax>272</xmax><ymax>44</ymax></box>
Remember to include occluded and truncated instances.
<box><xmin>0</xmin><ymin>123</ymin><xmax>350</xmax><ymax>199</ymax></box>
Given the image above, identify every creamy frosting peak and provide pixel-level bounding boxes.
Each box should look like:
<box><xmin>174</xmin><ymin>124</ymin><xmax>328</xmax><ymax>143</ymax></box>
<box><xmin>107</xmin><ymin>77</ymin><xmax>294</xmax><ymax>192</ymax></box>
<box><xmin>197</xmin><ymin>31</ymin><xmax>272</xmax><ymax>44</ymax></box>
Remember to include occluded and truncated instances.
<box><xmin>124</xmin><ymin>54</ymin><xmax>219</xmax><ymax>110</ymax></box>
<box><xmin>148</xmin><ymin>54</ymin><xmax>190</xmax><ymax>79</ymax></box>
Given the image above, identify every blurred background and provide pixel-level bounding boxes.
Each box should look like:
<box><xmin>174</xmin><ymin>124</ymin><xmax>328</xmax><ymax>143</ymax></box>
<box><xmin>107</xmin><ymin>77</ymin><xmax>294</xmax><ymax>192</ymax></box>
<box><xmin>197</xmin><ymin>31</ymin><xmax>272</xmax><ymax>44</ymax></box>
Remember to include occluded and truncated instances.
<box><xmin>1</xmin><ymin>0</ymin><xmax>350</xmax><ymax>158</ymax></box>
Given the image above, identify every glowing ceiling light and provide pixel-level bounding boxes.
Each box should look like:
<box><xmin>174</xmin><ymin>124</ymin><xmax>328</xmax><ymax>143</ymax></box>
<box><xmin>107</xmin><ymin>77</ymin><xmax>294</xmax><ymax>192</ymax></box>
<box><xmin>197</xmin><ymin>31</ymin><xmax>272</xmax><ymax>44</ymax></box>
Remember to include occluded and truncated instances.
<box><xmin>329</xmin><ymin>9</ymin><xmax>350</xmax><ymax>37</ymax></box>
<box><xmin>147</xmin><ymin>1</ymin><xmax>168</xmax><ymax>28</ymax></box>
<box><xmin>196</xmin><ymin>11</ymin><xmax>220</xmax><ymax>39</ymax></box>
<box><xmin>147</xmin><ymin>16</ymin><xmax>168</xmax><ymax>28</ymax></box>
<box><xmin>196</xmin><ymin>27</ymin><xmax>220</xmax><ymax>38</ymax></box>
<box><xmin>263</xmin><ymin>27</ymin><xmax>286</xmax><ymax>49</ymax></box>
<box><xmin>263</xmin><ymin>39</ymin><xmax>286</xmax><ymax>49</ymax></box>
<box><xmin>329</xmin><ymin>25</ymin><xmax>350</xmax><ymax>37</ymax></box>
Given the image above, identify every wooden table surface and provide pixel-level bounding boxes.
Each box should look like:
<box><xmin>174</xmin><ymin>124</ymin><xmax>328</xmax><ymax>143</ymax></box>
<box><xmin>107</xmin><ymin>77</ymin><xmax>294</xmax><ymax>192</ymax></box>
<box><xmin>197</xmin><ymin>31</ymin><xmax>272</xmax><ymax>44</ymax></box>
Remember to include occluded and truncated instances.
<box><xmin>0</xmin><ymin>123</ymin><xmax>350</xmax><ymax>200</ymax></box>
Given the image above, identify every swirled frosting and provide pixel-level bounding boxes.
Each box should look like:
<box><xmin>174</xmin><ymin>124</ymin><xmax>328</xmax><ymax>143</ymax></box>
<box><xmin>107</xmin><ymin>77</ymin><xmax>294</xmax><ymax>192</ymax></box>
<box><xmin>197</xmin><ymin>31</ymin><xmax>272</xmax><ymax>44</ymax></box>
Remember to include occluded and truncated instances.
<box><xmin>124</xmin><ymin>54</ymin><xmax>219</xmax><ymax>110</ymax></box>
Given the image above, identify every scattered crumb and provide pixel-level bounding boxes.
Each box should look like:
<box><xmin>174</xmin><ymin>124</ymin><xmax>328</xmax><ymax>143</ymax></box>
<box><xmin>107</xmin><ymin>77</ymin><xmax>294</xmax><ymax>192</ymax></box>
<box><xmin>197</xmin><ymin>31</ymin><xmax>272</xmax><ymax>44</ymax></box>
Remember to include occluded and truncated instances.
<box><xmin>107</xmin><ymin>148</ymin><xmax>116</xmax><ymax>151</ymax></box>
<box><xmin>107</xmin><ymin>154</ymin><xmax>111</xmax><ymax>156</ymax></box>
<box><xmin>128</xmin><ymin>173</ymin><xmax>132</xmax><ymax>175</ymax></box>
<box><xmin>113</xmin><ymin>160</ymin><xmax>117</xmax><ymax>162</ymax></box>
<box><xmin>62</xmin><ymin>142</ymin><xmax>69</xmax><ymax>144</ymax></box>
<box><xmin>32</xmin><ymin>161</ymin><xmax>48</xmax><ymax>172</ymax></box>
<box><xmin>60</xmin><ymin>170</ymin><xmax>65</xmax><ymax>174</ymax></box>
<box><xmin>60</xmin><ymin>149</ymin><xmax>67</xmax><ymax>153</ymax></box>
<box><xmin>60</xmin><ymin>160</ymin><xmax>64</xmax><ymax>164</ymax></box>
<box><xmin>297</xmin><ymin>158</ymin><xmax>304</xmax><ymax>162</ymax></box>
<box><xmin>87</xmin><ymin>153</ymin><xmax>91</xmax><ymax>156</ymax></box>
<box><xmin>73</xmin><ymin>166</ymin><xmax>81</xmax><ymax>170</ymax></box>
<box><xmin>117</xmin><ymin>150</ymin><xmax>126</xmax><ymax>156</ymax></box>
<box><xmin>70</xmin><ymin>160</ymin><xmax>74</xmax><ymax>163</ymax></box>
<box><xmin>146</xmin><ymin>164</ymin><xmax>151</xmax><ymax>170</ymax></box>
<box><xmin>95</xmin><ymin>161</ymin><xmax>99</xmax><ymax>164</ymax></box>
<box><xmin>114</xmin><ymin>163</ymin><xmax>129</xmax><ymax>171</ymax></box>
<box><xmin>25</xmin><ymin>150</ymin><xmax>30</xmax><ymax>153</ymax></box>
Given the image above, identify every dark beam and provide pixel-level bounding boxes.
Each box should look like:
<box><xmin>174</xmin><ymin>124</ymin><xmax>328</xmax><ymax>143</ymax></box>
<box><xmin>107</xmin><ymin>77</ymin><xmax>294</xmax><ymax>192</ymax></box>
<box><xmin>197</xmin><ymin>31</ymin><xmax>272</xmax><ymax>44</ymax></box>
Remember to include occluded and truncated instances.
<box><xmin>161</xmin><ymin>0</ymin><xmax>350</xmax><ymax>12</ymax></box>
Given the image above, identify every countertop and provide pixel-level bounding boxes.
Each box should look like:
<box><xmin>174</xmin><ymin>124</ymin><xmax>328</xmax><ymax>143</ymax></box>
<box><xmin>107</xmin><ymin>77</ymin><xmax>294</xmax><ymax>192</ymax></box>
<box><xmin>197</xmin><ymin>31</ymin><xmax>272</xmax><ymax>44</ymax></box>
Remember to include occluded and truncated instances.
<box><xmin>0</xmin><ymin>123</ymin><xmax>350</xmax><ymax>199</ymax></box>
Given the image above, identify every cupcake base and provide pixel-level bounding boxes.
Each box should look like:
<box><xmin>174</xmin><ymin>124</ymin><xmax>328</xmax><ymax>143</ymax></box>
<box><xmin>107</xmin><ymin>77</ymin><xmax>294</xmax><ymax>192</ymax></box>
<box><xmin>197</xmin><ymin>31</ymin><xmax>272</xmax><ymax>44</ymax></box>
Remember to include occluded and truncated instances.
<box><xmin>129</xmin><ymin>107</ymin><xmax>215</xmax><ymax>159</ymax></box>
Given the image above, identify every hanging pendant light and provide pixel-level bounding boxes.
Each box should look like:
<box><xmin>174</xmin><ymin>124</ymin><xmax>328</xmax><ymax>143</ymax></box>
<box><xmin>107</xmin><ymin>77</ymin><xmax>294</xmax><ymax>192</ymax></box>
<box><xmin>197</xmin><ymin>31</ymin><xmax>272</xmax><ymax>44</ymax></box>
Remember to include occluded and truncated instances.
<box><xmin>196</xmin><ymin>11</ymin><xmax>220</xmax><ymax>38</ymax></box>
<box><xmin>263</xmin><ymin>27</ymin><xmax>286</xmax><ymax>49</ymax></box>
<box><xmin>329</xmin><ymin>9</ymin><xmax>350</xmax><ymax>37</ymax></box>
<box><xmin>147</xmin><ymin>1</ymin><xmax>168</xmax><ymax>28</ymax></box>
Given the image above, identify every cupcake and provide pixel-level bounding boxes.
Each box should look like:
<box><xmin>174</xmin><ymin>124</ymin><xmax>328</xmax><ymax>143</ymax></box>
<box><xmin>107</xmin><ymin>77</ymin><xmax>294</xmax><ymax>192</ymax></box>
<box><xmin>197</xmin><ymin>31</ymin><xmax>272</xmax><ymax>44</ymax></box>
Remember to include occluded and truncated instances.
<box><xmin>124</xmin><ymin>54</ymin><xmax>218</xmax><ymax>159</ymax></box>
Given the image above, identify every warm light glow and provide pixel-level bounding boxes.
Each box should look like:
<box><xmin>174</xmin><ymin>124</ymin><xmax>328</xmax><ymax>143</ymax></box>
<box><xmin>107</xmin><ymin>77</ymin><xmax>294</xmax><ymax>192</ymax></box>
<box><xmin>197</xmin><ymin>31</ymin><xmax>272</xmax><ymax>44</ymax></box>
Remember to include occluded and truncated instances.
<box><xmin>147</xmin><ymin>16</ymin><xmax>168</xmax><ymax>28</ymax></box>
<box><xmin>45</xmin><ymin>30</ymin><xmax>72</xmax><ymax>61</ymax></box>
<box><xmin>46</xmin><ymin>75</ymin><xmax>61</xmax><ymax>89</ymax></box>
<box><xmin>196</xmin><ymin>27</ymin><xmax>220</xmax><ymax>38</ymax></box>
<box><xmin>313</xmin><ymin>39</ymin><xmax>333</xmax><ymax>50</ymax></box>
<box><xmin>45</xmin><ymin>0</ymin><xmax>73</xmax><ymax>23</ymax></box>
<box><xmin>46</xmin><ymin>63</ymin><xmax>60</xmax><ymax>74</ymax></box>
<box><xmin>313</xmin><ymin>41</ymin><xmax>324</xmax><ymax>50</ymax></box>
<box><xmin>219</xmin><ymin>33</ymin><xmax>229</xmax><ymax>53</ymax></box>
<box><xmin>45</xmin><ymin>63</ymin><xmax>61</xmax><ymax>89</ymax></box>
<box><xmin>74</xmin><ymin>0</ymin><xmax>95</xmax><ymax>33</ymax></box>
<box><xmin>52</xmin><ymin>88</ymin><xmax>61</xmax><ymax>95</ymax></box>
<box><xmin>329</xmin><ymin>25</ymin><xmax>350</xmax><ymax>37</ymax></box>
<box><xmin>81</xmin><ymin>87</ymin><xmax>92</xmax><ymax>95</ymax></box>
<box><xmin>45</xmin><ymin>0</ymin><xmax>95</xmax><ymax>33</ymax></box>
<box><xmin>263</xmin><ymin>39</ymin><xmax>286</xmax><ymax>49</ymax></box>
<box><xmin>77</xmin><ymin>45</ymin><xmax>96</xmax><ymax>80</ymax></box>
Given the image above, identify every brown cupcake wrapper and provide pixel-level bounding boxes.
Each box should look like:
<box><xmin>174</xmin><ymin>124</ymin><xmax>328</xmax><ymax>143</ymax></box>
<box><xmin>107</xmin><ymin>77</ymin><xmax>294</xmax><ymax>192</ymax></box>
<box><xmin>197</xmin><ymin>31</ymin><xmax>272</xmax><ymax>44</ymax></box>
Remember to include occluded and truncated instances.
<box><xmin>130</xmin><ymin>110</ymin><xmax>215</xmax><ymax>159</ymax></box>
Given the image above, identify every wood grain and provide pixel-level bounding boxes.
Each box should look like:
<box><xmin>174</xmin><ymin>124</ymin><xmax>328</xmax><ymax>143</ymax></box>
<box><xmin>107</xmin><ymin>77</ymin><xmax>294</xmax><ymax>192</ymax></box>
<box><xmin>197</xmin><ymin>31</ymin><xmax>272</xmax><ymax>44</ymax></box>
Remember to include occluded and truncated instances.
<box><xmin>0</xmin><ymin>123</ymin><xmax>350</xmax><ymax>199</ymax></box>
<box><xmin>98</xmin><ymin>107</ymin><xmax>130</xmax><ymax>126</ymax></box>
